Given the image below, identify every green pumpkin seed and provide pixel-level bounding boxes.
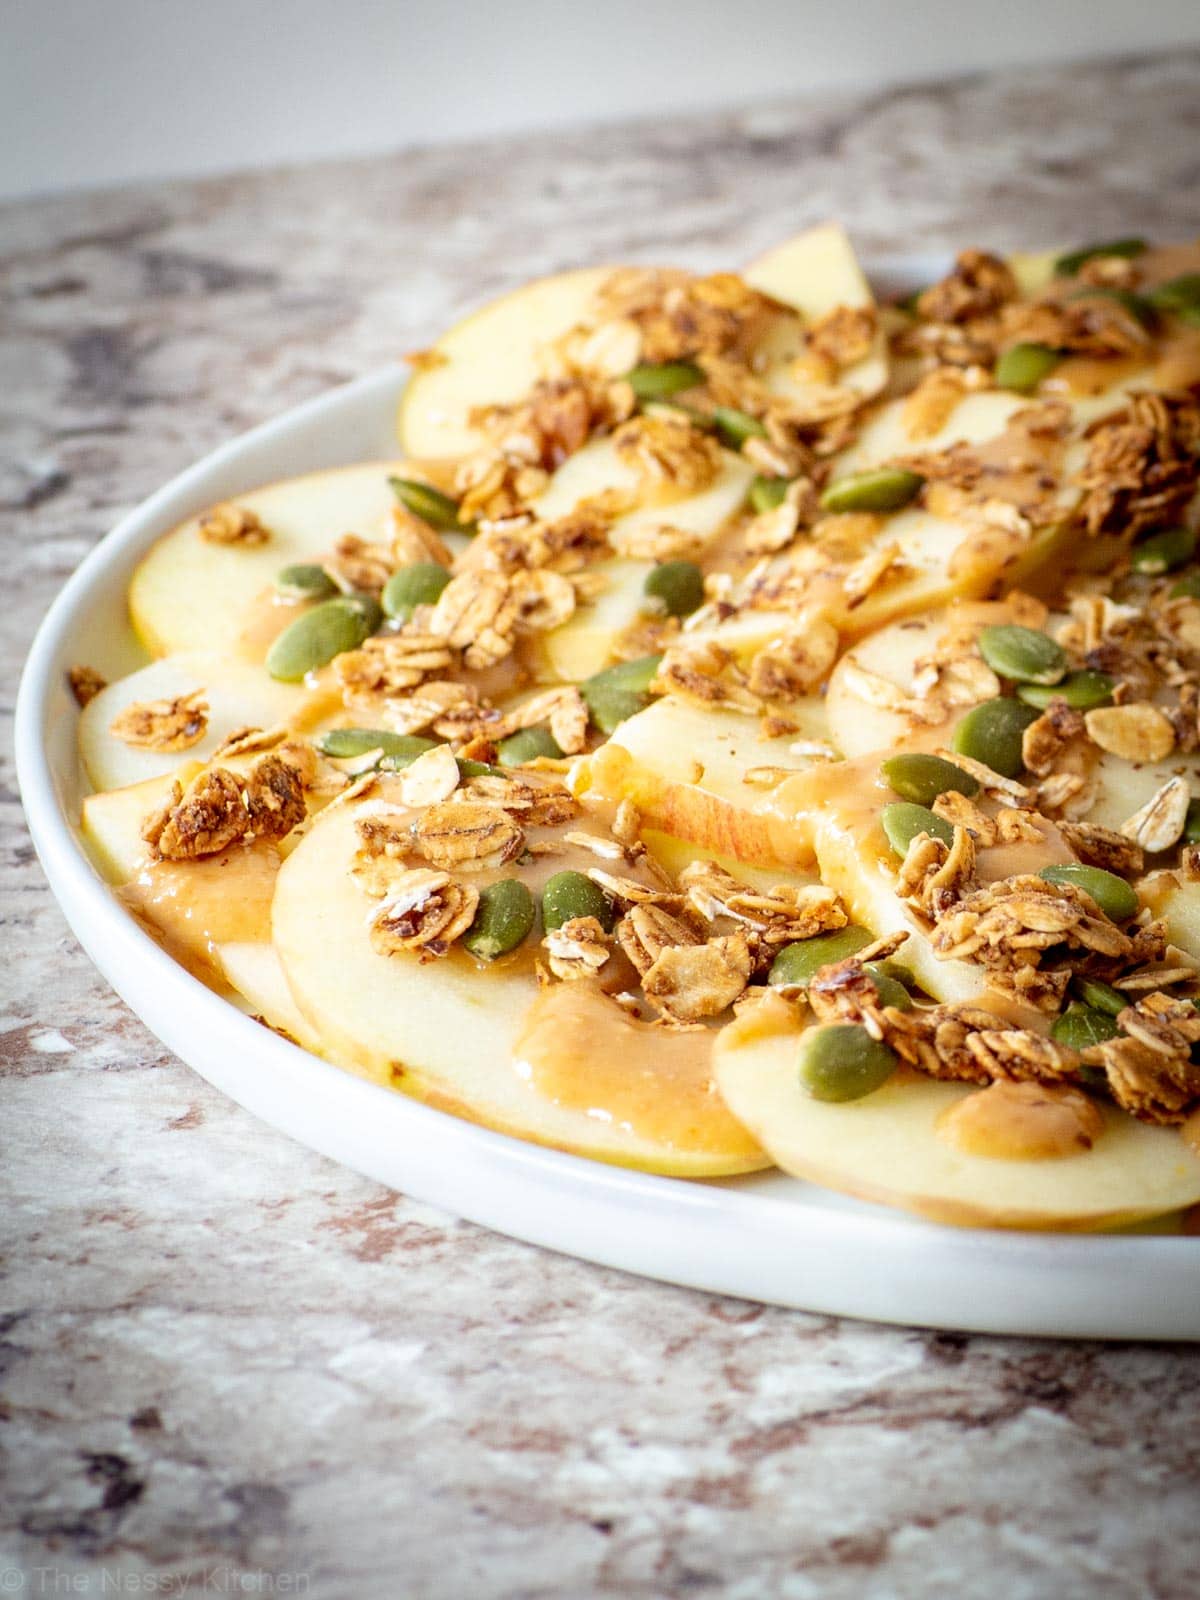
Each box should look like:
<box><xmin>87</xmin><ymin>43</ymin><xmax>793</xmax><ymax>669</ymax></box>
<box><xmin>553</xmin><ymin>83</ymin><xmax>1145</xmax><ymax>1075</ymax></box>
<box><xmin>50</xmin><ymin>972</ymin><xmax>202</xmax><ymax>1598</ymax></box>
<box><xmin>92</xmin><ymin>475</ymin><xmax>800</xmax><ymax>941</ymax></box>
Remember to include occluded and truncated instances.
<box><xmin>316</xmin><ymin>728</ymin><xmax>437</xmax><ymax>765</ymax></box>
<box><xmin>462</xmin><ymin>879</ymin><xmax>536</xmax><ymax>960</ymax></box>
<box><xmin>1072</xmin><ymin>976</ymin><xmax>1128</xmax><ymax>1017</ymax></box>
<box><xmin>768</xmin><ymin>926</ymin><xmax>874</xmax><ymax>991</ymax></box>
<box><xmin>1067</xmin><ymin>285</ymin><xmax>1157</xmax><ymax>328</ymax></box>
<box><xmin>1131</xmin><ymin>525</ymin><xmax>1196</xmax><ymax>576</ymax></box>
<box><xmin>1169</xmin><ymin>571</ymin><xmax>1200</xmax><ymax>600</ymax></box>
<box><xmin>541</xmin><ymin>870</ymin><xmax>616</xmax><ymax>934</ymax></box>
<box><xmin>978</xmin><ymin>623</ymin><xmax>1067</xmax><ymax>685</ymax></box>
<box><xmin>748</xmin><ymin>475</ymin><xmax>790</xmax><ymax>514</ymax></box>
<box><xmin>382</xmin><ymin>561</ymin><xmax>451</xmax><ymax>619</ymax></box>
<box><xmin>1051</xmin><ymin>1003</ymin><xmax>1120</xmax><ymax>1052</ymax></box>
<box><xmin>643</xmin><ymin>559</ymin><xmax>705</xmax><ymax>618</ymax></box>
<box><xmin>862</xmin><ymin>963</ymin><xmax>913</xmax><ymax>1012</ymax></box>
<box><xmin>626</xmin><ymin>361</ymin><xmax>704</xmax><ymax>401</ymax></box>
<box><xmin>952</xmin><ymin>697</ymin><xmax>1041</xmax><ymax>778</ymax></box>
<box><xmin>1147</xmin><ymin>272</ymin><xmax>1200</xmax><ymax>313</ymax></box>
<box><xmin>994</xmin><ymin>342</ymin><xmax>1059</xmax><ymax>393</ymax></box>
<box><xmin>880</xmin><ymin>801</ymin><xmax>956</xmax><ymax>857</ymax></box>
<box><xmin>275</xmin><ymin>563</ymin><xmax>337</xmax><ymax>600</ymax></box>
<box><xmin>457</xmin><ymin>757</ymin><xmax>503</xmax><ymax>778</ymax></box>
<box><xmin>712</xmin><ymin>406</ymin><xmax>768</xmax><ymax>449</ymax></box>
<box><xmin>820</xmin><ymin>467</ymin><xmax>924</xmax><ymax>515</ymax></box>
<box><xmin>1039</xmin><ymin>863</ymin><xmax>1139</xmax><ymax>922</ymax></box>
<box><xmin>797</xmin><ymin>1023</ymin><xmax>898</xmax><ymax>1103</ymax></box>
<box><xmin>1180</xmin><ymin>306</ymin><xmax>1200</xmax><ymax>329</ymax></box>
<box><xmin>1184</xmin><ymin>798</ymin><xmax>1200</xmax><ymax>844</ymax></box>
<box><xmin>868</xmin><ymin>957</ymin><xmax>916</xmax><ymax>991</ymax></box>
<box><xmin>879</xmin><ymin>752</ymin><xmax>980</xmax><ymax>806</ymax></box>
<box><xmin>389</xmin><ymin>475</ymin><xmax>466</xmax><ymax>532</ymax></box>
<box><xmin>581</xmin><ymin>655</ymin><xmax>663</xmax><ymax>734</ymax></box>
<box><xmin>497</xmin><ymin>726</ymin><xmax>564</xmax><ymax>767</ymax></box>
<box><xmin>1017</xmin><ymin>670</ymin><xmax>1115</xmax><ymax>711</ymax></box>
<box><xmin>266</xmin><ymin>596</ymin><xmax>377</xmax><ymax>682</ymax></box>
<box><xmin>1054</xmin><ymin>237</ymin><xmax>1147</xmax><ymax>276</ymax></box>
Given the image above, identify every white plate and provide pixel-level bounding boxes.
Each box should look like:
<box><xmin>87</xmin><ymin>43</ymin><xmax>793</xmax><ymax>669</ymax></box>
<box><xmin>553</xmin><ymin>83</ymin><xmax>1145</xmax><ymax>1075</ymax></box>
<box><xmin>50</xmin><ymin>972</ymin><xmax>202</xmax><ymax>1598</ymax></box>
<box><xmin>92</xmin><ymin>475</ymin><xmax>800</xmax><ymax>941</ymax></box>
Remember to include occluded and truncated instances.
<box><xmin>16</xmin><ymin>265</ymin><xmax>1200</xmax><ymax>1341</ymax></box>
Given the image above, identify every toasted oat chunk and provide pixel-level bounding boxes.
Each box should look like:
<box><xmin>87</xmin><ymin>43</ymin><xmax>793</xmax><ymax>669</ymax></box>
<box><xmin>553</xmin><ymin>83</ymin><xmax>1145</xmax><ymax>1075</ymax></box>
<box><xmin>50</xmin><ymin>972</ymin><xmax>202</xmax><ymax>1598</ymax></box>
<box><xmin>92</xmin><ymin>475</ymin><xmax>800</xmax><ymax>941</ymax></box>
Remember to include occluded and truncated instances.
<box><xmin>335</xmin><ymin>632</ymin><xmax>458</xmax><ymax>699</ymax></box>
<box><xmin>413</xmin><ymin>800</ymin><xmax>523</xmax><ymax>872</ymax></box>
<box><xmin>916</xmin><ymin>250</ymin><xmax>1017</xmax><ymax>325</ymax></box>
<box><xmin>616</xmin><ymin>903</ymin><xmax>702</xmax><ymax>975</ymax></box>
<box><xmin>1057</xmin><ymin>820</ymin><xmax>1144</xmax><ymax>877</ymax></box>
<box><xmin>807</xmin><ymin>304</ymin><xmax>877</xmax><ymax>371</ymax></box>
<box><xmin>199</xmin><ymin>502</ymin><xmax>269</xmax><ymax>545</ymax></box>
<box><xmin>679</xmin><ymin>861</ymin><xmax>846</xmax><ymax>948</ymax></box>
<box><xmin>111</xmin><ymin>690</ymin><xmax>208</xmax><ymax>752</ymax></box>
<box><xmin>210</xmin><ymin>723</ymin><xmax>288</xmax><ymax>760</ymax></box>
<box><xmin>326</xmin><ymin>533</ymin><xmax>395</xmax><ymax>594</ymax></box>
<box><xmin>141</xmin><ymin>754</ymin><xmax>304</xmax><ymax>860</ymax></box>
<box><xmin>543</xmin><ymin>916</ymin><xmax>612</xmax><ymax>981</ymax></box>
<box><xmin>897</xmin><ymin>826</ymin><xmax>976</xmax><ymax>920</ymax></box>
<box><xmin>932</xmin><ymin>874</ymin><xmax>1133</xmax><ymax>974</ymax></box>
<box><xmin>641</xmin><ymin>931</ymin><xmax>753</xmax><ymax>1023</ymax></box>
<box><xmin>1021</xmin><ymin>700</ymin><xmax>1086</xmax><ymax>778</ymax></box>
<box><xmin>901</xmin><ymin>366</ymin><xmax>982</xmax><ymax>442</ymax></box>
<box><xmin>507</xmin><ymin>569</ymin><xmax>577</xmax><ymax>634</ymax></box>
<box><xmin>428</xmin><ymin>571</ymin><xmax>518</xmax><ymax>668</ymax></box>
<box><xmin>1082</xmin><ymin>993</ymin><xmax>1200</xmax><ymax>1123</ymax></box>
<box><xmin>612</xmin><ymin>412</ymin><xmax>723</xmax><ymax>495</ymax></box>
<box><xmin>68</xmin><ymin>664</ymin><xmax>106</xmax><ymax>707</ymax></box>
<box><xmin>880</xmin><ymin>1003</ymin><xmax>1080</xmax><ymax>1088</ymax></box>
<box><xmin>1075</xmin><ymin>393</ymin><xmax>1200</xmax><ymax>540</ymax></box>
<box><xmin>653</xmin><ymin>640</ymin><xmax>759</xmax><ymax>711</ymax></box>
<box><xmin>747</xmin><ymin>620</ymin><xmax>839</xmax><ymax>700</ymax></box>
<box><xmin>370</xmin><ymin>868</ymin><xmax>479</xmax><ymax>959</ymax></box>
<box><xmin>462</xmin><ymin>772</ymin><xmax>579</xmax><ymax>826</ymax></box>
<box><xmin>1084</xmin><ymin>702</ymin><xmax>1175</xmax><ymax>762</ymax></box>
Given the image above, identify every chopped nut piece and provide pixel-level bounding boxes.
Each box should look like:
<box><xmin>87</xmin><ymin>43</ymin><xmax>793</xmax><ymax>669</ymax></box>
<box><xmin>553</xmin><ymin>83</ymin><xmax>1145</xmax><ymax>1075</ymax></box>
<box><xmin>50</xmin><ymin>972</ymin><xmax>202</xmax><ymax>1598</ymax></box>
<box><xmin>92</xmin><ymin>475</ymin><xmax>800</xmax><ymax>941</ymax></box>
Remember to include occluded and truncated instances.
<box><xmin>544</xmin><ymin>916</ymin><xmax>612</xmax><ymax>981</ymax></box>
<box><xmin>1084</xmin><ymin>703</ymin><xmax>1175</xmax><ymax>762</ymax></box>
<box><xmin>199</xmin><ymin>502</ymin><xmax>268</xmax><ymax>545</ymax></box>
<box><xmin>413</xmin><ymin>800</ymin><xmax>523</xmax><ymax>872</ymax></box>
<box><xmin>1119</xmin><ymin>776</ymin><xmax>1191</xmax><ymax>854</ymax></box>
<box><xmin>68</xmin><ymin>664</ymin><xmax>106</xmax><ymax>707</ymax></box>
<box><xmin>370</xmin><ymin>868</ymin><xmax>479</xmax><ymax>959</ymax></box>
<box><xmin>110</xmin><ymin>690</ymin><xmax>208</xmax><ymax>752</ymax></box>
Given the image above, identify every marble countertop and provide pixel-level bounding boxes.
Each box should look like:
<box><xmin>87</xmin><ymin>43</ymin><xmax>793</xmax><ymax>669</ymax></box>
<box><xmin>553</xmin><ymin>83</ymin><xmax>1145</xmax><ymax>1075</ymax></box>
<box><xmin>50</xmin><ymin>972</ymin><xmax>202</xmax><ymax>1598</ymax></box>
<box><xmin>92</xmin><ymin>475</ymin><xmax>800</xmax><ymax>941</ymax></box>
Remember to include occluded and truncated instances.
<box><xmin>4</xmin><ymin>51</ymin><xmax>1200</xmax><ymax>1600</ymax></box>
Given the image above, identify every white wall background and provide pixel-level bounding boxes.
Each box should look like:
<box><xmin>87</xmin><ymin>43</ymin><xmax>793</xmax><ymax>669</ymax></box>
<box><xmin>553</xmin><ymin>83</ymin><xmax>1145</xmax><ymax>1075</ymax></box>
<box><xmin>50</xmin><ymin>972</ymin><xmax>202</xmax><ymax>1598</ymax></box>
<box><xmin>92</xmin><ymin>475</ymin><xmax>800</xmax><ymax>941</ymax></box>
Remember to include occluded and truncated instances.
<box><xmin>4</xmin><ymin>0</ymin><xmax>1200</xmax><ymax>202</ymax></box>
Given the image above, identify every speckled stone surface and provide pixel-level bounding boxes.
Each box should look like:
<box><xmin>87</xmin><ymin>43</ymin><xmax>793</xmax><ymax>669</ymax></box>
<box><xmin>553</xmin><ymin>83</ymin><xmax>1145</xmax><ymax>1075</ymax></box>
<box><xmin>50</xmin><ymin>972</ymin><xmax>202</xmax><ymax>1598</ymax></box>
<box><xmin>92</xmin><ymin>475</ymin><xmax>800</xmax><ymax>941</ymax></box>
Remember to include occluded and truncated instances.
<box><xmin>4</xmin><ymin>52</ymin><xmax>1200</xmax><ymax>1600</ymax></box>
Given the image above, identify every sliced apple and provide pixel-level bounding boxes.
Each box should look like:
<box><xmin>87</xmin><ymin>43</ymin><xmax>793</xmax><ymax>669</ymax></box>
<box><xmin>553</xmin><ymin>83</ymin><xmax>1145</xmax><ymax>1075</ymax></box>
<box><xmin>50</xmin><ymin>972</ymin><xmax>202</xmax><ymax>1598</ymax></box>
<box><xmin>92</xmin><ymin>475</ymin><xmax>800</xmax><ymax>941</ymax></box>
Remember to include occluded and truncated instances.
<box><xmin>78</xmin><ymin>650</ymin><xmax>329</xmax><ymax>793</ymax></box>
<box><xmin>583</xmin><ymin>695</ymin><xmax>833</xmax><ymax>869</ymax></box>
<box><xmin>397</xmin><ymin>266</ymin><xmax>616</xmax><ymax>459</ymax></box>
<box><xmin>128</xmin><ymin>461</ymin><xmax>406</xmax><ymax>658</ymax></box>
<box><xmin>744</xmin><ymin>221</ymin><xmax>888</xmax><ymax>401</ymax></box>
<box><xmin>273</xmin><ymin>797</ymin><xmax>767</xmax><ymax>1175</ymax></box>
<box><xmin>714</xmin><ymin>1000</ymin><xmax>1200</xmax><ymax>1229</ymax></box>
<box><xmin>218</xmin><ymin>940</ymin><xmax>326</xmax><ymax>1054</ymax></box>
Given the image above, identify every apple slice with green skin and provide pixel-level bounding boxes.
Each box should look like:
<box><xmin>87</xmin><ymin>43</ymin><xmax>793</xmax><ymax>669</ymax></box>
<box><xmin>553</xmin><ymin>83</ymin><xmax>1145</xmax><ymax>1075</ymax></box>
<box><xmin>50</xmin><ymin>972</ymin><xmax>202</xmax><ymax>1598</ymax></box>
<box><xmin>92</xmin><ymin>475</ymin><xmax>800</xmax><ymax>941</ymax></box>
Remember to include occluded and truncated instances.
<box><xmin>128</xmin><ymin>461</ymin><xmax>407</xmax><ymax>658</ymax></box>
<box><xmin>743</xmin><ymin>221</ymin><xmax>888</xmax><ymax>402</ymax></box>
<box><xmin>78</xmin><ymin>650</ymin><xmax>332</xmax><ymax>793</ymax></box>
<box><xmin>583</xmin><ymin>696</ymin><xmax>833</xmax><ymax>870</ymax></box>
<box><xmin>397</xmin><ymin>266</ymin><xmax>616</xmax><ymax>459</ymax></box>
<box><xmin>272</xmin><ymin>796</ymin><xmax>767</xmax><ymax>1176</ymax></box>
<box><xmin>713</xmin><ymin>996</ymin><xmax>1200</xmax><ymax>1230</ymax></box>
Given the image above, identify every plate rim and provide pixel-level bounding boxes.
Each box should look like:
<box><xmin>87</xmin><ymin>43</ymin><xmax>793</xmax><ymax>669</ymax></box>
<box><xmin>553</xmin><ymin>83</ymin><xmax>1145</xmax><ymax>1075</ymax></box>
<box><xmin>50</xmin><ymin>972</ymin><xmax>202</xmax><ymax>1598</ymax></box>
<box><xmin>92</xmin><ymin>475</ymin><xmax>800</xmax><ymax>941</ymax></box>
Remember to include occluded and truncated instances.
<box><xmin>15</xmin><ymin>273</ymin><xmax>1200</xmax><ymax>1342</ymax></box>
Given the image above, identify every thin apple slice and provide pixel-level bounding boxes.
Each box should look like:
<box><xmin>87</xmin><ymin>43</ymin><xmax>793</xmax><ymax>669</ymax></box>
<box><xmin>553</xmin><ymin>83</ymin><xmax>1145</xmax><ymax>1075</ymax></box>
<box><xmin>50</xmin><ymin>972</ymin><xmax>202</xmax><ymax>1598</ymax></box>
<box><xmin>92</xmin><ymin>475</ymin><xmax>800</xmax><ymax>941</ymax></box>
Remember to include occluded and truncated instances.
<box><xmin>128</xmin><ymin>461</ymin><xmax>406</xmax><ymax>658</ymax></box>
<box><xmin>744</xmin><ymin>221</ymin><xmax>888</xmax><ymax>401</ymax></box>
<box><xmin>583</xmin><ymin>696</ymin><xmax>833</xmax><ymax>869</ymax></box>
<box><xmin>397</xmin><ymin>266</ymin><xmax>615</xmax><ymax>459</ymax></box>
<box><xmin>272</xmin><ymin>797</ymin><xmax>767</xmax><ymax>1175</ymax></box>
<box><xmin>78</xmin><ymin>650</ymin><xmax>329</xmax><ymax>793</ymax></box>
<box><xmin>714</xmin><ymin>999</ymin><xmax>1200</xmax><ymax>1229</ymax></box>
<box><xmin>218</xmin><ymin>940</ymin><xmax>326</xmax><ymax>1054</ymax></box>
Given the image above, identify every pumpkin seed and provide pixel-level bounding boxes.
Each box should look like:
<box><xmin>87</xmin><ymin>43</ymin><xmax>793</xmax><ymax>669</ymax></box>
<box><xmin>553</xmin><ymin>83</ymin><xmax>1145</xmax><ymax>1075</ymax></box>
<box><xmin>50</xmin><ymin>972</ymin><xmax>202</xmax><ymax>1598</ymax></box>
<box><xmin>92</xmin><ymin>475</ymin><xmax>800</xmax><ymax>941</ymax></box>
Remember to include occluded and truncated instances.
<box><xmin>1054</xmin><ymin>237</ymin><xmax>1146</xmax><ymax>276</ymax></box>
<box><xmin>820</xmin><ymin>467</ymin><xmax>924</xmax><ymax>515</ymax></box>
<box><xmin>1169</xmin><ymin>571</ymin><xmax>1200</xmax><ymax>600</ymax></box>
<box><xmin>643</xmin><ymin>559</ymin><xmax>705</xmax><ymax>618</ymax></box>
<box><xmin>952</xmin><ymin>697</ymin><xmax>1041</xmax><ymax>778</ymax></box>
<box><xmin>1072</xmin><ymin>976</ymin><xmax>1127</xmax><ymax>1017</ymax></box>
<box><xmin>1017</xmin><ymin>670</ymin><xmax>1115</xmax><ymax>711</ymax></box>
<box><xmin>266</xmin><ymin>595</ymin><xmax>377</xmax><ymax>682</ymax></box>
<box><xmin>711</xmin><ymin>406</ymin><xmax>768</xmax><ymax>449</ymax></box>
<box><xmin>581</xmin><ymin>654</ymin><xmax>662</xmax><ymax>734</ymax></box>
<box><xmin>388</xmin><ymin>475</ymin><xmax>466</xmax><ymax>532</ymax></box>
<box><xmin>862</xmin><ymin>963</ymin><xmax>913</xmax><ymax>1012</ymax></box>
<box><xmin>497</xmin><ymin>726</ymin><xmax>564</xmax><ymax>767</ymax></box>
<box><xmin>768</xmin><ymin>926</ymin><xmax>874</xmax><ymax>991</ymax></box>
<box><xmin>462</xmin><ymin>879</ymin><xmax>536</xmax><ymax>960</ymax></box>
<box><xmin>275</xmin><ymin>562</ymin><xmax>337</xmax><ymax>600</ymax></box>
<box><xmin>1051</xmin><ymin>1003</ymin><xmax>1120</xmax><ymax>1052</ymax></box>
<box><xmin>1184</xmin><ymin>798</ymin><xmax>1200</xmax><ymax>844</ymax></box>
<box><xmin>797</xmin><ymin>1023</ymin><xmax>898</xmax><ymax>1103</ymax></box>
<box><xmin>1039</xmin><ymin>863</ymin><xmax>1139</xmax><ymax>922</ymax></box>
<box><xmin>978</xmin><ymin>623</ymin><xmax>1067</xmax><ymax>685</ymax></box>
<box><xmin>1131</xmin><ymin>525</ymin><xmax>1196</xmax><ymax>576</ymax></box>
<box><xmin>880</xmin><ymin>801</ymin><xmax>956</xmax><ymax>857</ymax></box>
<box><xmin>994</xmin><ymin>342</ymin><xmax>1059</xmax><ymax>393</ymax></box>
<box><xmin>879</xmin><ymin>752</ymin><xmax>980</xmax><ymax>806</ymax></box>
<box><xmin>748</xmin><ymin>474</ymin><xmax>790</xmax><ymax>514</ymax></box>
<box><xmin>1147</xmin><ymin>272</ymin><xmax>1200</xmax><ymax>313</ymax></box>
<box><xmin>317</xmin><ymin>728</ymin><xmax>437</xmax><ymax>765</ymax></box>
<box><xmin>626</xmin><ymin>361</ymin><xmax>704</xmax><ymax>401</ymax></box>
<box><xmin>541</xmin><ymin>870</ymin><xmax>616</xmax><ymax>934</ymax></box>
<box><xmin>382</xmin><ymin>561</ymin><xmax>451</xmax><ymax>619</ymax></box>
